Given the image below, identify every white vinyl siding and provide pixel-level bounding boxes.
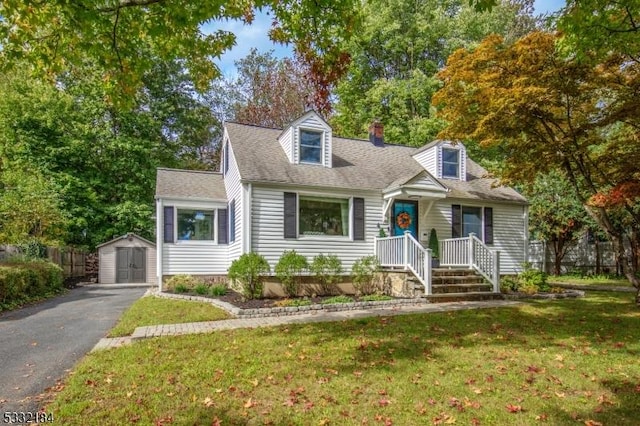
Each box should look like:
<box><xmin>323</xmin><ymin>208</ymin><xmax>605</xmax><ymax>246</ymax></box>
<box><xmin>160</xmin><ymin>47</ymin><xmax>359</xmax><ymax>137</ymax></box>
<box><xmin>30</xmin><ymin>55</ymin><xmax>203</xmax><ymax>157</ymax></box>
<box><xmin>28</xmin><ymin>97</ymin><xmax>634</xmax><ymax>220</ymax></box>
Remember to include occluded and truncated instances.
<box><xmin>412</xmin><ymin>147</ymin><xmax>438</xmax><ymax>177</ymax></box>
<box><xmin>161</xmin><ymin>243</ymin><xmax>229</xmax><ymax>275</ymax></box>
<box><xmin>251</xmin><ymin>186</ymin><xmax>380</xmax><ymax>271</ymax></box>
<box><xmin>223</xmin><ymin>133</ymin><xmax>243</xmax><ymax>261</ymax></box>
<box><xmin>278</xmin><ymin>126</ymin><xmax>293</xmax><ymax>162</ymax></box>
<box><xmin>419</xmin><ymin>199</ymin><xmax>526</xmax><ymax>274</ymax></box>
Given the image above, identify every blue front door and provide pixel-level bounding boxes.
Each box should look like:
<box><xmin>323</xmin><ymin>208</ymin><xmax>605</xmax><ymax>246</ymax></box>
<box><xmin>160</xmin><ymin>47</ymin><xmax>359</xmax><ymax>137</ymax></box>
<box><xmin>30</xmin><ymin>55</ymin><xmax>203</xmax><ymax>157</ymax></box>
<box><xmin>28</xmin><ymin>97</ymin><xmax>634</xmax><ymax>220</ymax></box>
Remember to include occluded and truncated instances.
<box><xmin>392</xmin><ymin>201</ymin><xmax>418</xmax><ymax>239</ymax></box>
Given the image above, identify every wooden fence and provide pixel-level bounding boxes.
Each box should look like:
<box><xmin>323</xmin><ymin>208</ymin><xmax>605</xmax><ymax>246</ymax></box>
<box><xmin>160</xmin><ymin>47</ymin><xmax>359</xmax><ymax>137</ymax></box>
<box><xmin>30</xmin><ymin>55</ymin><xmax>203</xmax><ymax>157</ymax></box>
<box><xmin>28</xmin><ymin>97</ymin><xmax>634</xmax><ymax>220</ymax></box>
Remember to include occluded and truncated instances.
<box><xmin>0</xmin><ymin>245</ymin><xmax>86</xmax><ymax>278</ymax></box>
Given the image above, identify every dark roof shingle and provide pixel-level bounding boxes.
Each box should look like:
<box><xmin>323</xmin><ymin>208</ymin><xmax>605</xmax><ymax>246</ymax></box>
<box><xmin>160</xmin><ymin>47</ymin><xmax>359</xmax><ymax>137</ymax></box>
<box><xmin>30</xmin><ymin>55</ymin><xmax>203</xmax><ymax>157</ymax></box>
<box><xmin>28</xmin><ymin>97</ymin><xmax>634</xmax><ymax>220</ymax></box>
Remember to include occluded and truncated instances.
<box><xmin>156</xmin><ymin>168</ymin><xmax>226</xmax><ymax>201</ymax></box>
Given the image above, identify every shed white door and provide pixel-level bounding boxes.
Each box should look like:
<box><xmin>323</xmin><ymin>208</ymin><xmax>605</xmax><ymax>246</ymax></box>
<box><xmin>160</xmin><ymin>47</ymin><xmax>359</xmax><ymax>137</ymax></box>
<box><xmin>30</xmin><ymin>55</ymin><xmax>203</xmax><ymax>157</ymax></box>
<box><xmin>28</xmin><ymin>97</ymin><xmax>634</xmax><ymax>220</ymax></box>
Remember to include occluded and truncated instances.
<box><xmin>116</xmin><ymin>247</ymin><xmax>146</xmax><ymax>283</ymax></box>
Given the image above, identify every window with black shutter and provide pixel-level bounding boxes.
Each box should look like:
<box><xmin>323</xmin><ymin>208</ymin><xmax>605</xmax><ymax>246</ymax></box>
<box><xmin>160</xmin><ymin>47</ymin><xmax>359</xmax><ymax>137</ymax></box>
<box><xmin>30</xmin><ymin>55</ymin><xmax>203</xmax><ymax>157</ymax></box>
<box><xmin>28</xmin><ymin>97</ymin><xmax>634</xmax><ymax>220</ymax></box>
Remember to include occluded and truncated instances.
<box><xmin>353</xmin><ymin>197</ymin><xmax>365</xmax><ymax>240</ymax></box>
<box><xmin>451</xmin><ymin>205</ymin><xmax>462</xmax><ymax>238</ymax></box>
<box><xmin>484</xmin><ymin>207</ymin><xmax>494</xmax><ymax>244</ymax></box>
<box><xmin>163</xmin><ymin>206</ymin><xmax>175</xmax><ymax>243</ymax></box>
<box><xmin>218</xmin><ymin>208</ymin><xmax>228</xmax><ymax>244</ymax></box>
<box><xmin>284</xmin><ymin>192</ymin><xmax>297</xmax><ymax>238</ymax></box>
<box><xmin>229</xmin><ymin>199</ymin><xmax>236</xmax><ymax>243</ymax></box>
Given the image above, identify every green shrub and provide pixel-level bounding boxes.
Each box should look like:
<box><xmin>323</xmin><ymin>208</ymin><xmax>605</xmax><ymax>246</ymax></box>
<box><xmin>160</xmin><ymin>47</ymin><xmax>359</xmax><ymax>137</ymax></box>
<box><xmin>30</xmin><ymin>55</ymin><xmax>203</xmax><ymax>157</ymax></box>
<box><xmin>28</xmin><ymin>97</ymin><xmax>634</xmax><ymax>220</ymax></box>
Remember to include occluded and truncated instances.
<box><xmin>228</xmin><ymin>252</ymin><xmax>270</xmax><ymax>299</ymax></box>
<box><xmin>500</xmin><ymin>275</ymin><xmax>520</xmax><ymax>293</ymax></box>
<box><xmin>0</xmin><ymin>259</ymin><xmax>63</xmax><ymax>310</ymax></box>
<box><xmin>428</xmin><ymin>228</ymin><xmax>439</xmax><ymax>259</ymax></box>
<box><xmin>321</xmin><ymin>295</ymin><xmax>354</xmax><ymax>304</ymax></box>
<box><xmin>209</xmin><ymin>284</ymin><xmax>228</xmax><ymax>296</ymax></box>
<box><xmin>520</xmin><ymin>263</ymin><xmax>549</xmax><ymax>292</ymax></box>
<box><xmin>275</xmin><ymin>250</ymin><xmax>308</xmax><ymax>297</ymax></box>
<box><xmin>351</xmin><ymin>255</ymin><xmax>380</xmax><ymax>296</ymax></box>
<box><xmin>194</xmin><ymin>283</ymin><xmax>208</xmax><ymax>295</ymax></box>
<box><xmin>165</xmin><ymin>275</ymin><xmax>201</xmax><ymax>291</ymax></box>
<box><xmin>310</xmin><ymin>254</ymin><xmax>343</xmax><ymax>295</ymax></box>
<box><xmin>274</xmin><ymin>298</ymin><xmax>312</xmax><ymax>307</ymax></box>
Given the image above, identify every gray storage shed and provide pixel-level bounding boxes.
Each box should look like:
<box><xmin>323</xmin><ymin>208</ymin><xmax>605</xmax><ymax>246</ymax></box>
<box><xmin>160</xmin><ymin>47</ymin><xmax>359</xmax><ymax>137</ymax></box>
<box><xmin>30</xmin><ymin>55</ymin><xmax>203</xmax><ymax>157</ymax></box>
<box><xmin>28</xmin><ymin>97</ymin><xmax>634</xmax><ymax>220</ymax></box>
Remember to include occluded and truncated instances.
<box><xmin>97</xmin><ymin>233</ymin><xmax>156</xmax><ymax>284</ymax></box>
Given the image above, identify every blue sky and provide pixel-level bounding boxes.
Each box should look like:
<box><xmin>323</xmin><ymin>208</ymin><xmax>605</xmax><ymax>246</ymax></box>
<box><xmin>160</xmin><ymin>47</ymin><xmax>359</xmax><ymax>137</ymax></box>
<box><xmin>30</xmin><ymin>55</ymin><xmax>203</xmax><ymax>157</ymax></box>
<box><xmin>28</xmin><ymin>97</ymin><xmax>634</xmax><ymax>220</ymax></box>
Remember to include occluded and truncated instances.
<box><xmin>206</xmin><ymin>0</ymin><xmax>566</xmax><ymax>76</ymax></box>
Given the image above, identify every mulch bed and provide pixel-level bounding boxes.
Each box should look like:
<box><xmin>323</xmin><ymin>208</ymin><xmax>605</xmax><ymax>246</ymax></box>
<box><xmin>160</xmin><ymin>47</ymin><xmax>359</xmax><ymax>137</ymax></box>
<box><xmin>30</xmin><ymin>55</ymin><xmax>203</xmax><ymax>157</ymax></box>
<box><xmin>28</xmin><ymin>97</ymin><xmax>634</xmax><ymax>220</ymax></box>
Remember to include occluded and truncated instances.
<box><xmin>166</xmin><ymin>290</ymin><xmax>382</xmax><ymax>310</ymax></box>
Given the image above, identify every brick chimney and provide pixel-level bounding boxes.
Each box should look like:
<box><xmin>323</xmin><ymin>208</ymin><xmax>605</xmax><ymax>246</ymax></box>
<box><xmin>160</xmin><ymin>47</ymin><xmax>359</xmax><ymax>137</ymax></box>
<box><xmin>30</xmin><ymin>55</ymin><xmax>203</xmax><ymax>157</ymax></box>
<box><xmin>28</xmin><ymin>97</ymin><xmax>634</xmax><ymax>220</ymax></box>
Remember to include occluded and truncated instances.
<box><xmin>368</xmin><ymin>120</ymin><xmax>384</xmax><ymax>147</ymax></box>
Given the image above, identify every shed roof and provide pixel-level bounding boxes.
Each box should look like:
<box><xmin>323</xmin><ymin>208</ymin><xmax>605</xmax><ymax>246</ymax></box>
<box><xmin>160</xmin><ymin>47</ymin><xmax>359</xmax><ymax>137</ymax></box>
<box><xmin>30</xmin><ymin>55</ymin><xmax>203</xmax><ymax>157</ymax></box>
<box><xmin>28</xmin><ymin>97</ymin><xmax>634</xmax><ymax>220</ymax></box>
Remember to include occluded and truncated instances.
<box><xmin>96</xmin><ymin>233</ymin><xmax>156</xmax><ymax>249</ymax></box>
<box><xmin>155</xmin><ymin>168</ymin><xmax>226</xmax><ymax>201</ymax></box>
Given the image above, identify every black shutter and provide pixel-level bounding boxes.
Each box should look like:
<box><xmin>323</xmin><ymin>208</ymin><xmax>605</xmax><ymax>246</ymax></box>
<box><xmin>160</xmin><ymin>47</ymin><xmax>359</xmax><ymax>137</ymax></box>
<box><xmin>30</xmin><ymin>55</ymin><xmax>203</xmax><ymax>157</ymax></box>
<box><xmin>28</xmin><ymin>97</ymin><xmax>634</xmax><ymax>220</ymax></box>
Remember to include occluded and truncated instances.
<box><xmin>484</xmin><ymin>207</ymin><xmax>494</xmax><ymax>244</ymax></box>
<box><xmin>353</xmin><ymin>197</ymin><xmax>365</xmax><ymax>240</ymax></box>
<box><xmin>163</xmin><ymin>206</ymin><xmax>174</xmax><ymax>243</ymax></box>
<box><xmin>451</xmin><ymin>204</ymin><xmax>462</xmax><ymax>238</ymax></box>
<box><xmin>229</xmin><ymin>200</ymin><xmax>236</xmax><ymax>243</ymax></box>
<box><xmin>284</xmin><ymin>192</ymin><xmax>297</xmax><ymax>238</ymax></box>
<box><xmin>218</xmin><ymin>208</ymin><xmax>228</xmax><ymax>244</ymax></box>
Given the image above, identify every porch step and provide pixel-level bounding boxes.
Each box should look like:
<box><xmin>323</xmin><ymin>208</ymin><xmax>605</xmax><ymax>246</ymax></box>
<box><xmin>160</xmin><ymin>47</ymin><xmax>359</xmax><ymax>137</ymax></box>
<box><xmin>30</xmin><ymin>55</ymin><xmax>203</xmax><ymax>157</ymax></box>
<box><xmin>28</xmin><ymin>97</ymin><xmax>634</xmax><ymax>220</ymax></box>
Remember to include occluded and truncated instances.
<box><xmin>426</xmin><ymin>292</ymin><xmax>504</xmax><ymax>303</ymax></box>
<box><xmin>432</xmin><ymin>275</ymin><xmax>486</xmax><ymax>286</ymax></box>
<box><xmin>432</xmin><ymin>283</ymin><xmax>493</xmax><ymax>294</ymax></box>
<box><xmin>432</xmin><ymin>268</ymin><xmax>479</xmax><ymax>277</ymax></box>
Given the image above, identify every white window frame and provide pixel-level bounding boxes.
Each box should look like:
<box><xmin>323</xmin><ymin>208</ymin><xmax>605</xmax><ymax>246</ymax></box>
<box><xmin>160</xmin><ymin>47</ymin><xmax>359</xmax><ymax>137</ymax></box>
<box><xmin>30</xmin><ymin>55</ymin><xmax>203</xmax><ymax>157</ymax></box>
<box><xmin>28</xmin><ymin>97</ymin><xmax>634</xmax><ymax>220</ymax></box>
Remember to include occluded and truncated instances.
<box><xmin>441</xmin><ymin>147</ymin><xmax>460</xmax><ymax>179</ymax></box>
<box><xmin>298</xmin><ymin>128</ymin><xmax>324</xmax><ymax>165</ymax></box>
<box><xmin>297</xmin><ymin>193</ymin><xmax>352</xmax><ymax>240</ymax></box>
<box><xmin>175</xmin><ymin>208</ymin><xmax>218</xmax><ymax>244</ymax></box>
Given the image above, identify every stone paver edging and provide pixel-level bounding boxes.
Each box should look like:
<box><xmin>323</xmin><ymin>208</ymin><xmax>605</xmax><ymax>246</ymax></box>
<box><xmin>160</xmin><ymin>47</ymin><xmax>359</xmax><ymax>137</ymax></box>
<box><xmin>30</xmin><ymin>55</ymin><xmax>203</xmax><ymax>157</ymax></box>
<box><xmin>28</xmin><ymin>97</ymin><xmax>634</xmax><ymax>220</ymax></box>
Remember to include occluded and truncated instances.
<box><xmin>92</xmin><ymin>299</ymin><xmax>523</xmax><ymax>351</ymax></box>
<box><xmin>549</xmin><ymin>282</ymin><xmax>636</xmax><ymax>293</ymax></box>
<box><xmin>154</xmin><ymin>290</ymin><xmax>429</xmax><ymax>318</ymax></box>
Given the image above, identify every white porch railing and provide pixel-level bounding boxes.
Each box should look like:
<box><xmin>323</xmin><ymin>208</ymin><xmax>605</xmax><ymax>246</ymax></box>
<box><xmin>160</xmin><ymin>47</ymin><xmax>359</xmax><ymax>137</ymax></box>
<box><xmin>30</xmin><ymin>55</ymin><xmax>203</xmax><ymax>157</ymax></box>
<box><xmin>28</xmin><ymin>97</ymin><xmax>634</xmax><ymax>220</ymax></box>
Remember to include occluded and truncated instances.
<box><xmin>440</xmin><ymin>233</ymin><xmax>500</xmax><ymax>292</ymax></box>
<box><xmin>374</xmin><ymin>232</ymin><xmax>432</xmax><ymax>295</ymax></box>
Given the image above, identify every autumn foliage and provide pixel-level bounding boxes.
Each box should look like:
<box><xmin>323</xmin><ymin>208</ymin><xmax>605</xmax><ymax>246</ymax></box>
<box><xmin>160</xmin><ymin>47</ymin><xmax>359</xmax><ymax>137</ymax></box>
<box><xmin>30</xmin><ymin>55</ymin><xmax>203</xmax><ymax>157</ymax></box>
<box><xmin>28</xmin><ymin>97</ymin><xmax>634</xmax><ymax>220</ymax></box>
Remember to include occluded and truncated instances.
<box><xmin>434</xmin><ymin>31</ymin><xmax>640</xmax><ymax>299</ymax></box>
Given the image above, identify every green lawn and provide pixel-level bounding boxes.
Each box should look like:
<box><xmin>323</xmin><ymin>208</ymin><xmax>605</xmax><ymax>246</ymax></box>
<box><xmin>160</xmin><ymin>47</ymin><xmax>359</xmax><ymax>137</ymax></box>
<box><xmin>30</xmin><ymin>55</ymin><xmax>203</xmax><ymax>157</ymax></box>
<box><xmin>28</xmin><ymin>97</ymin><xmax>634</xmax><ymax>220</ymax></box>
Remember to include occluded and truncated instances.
<box><xmin>549</xmin><ymin>274</ymin><xmax>633</xmax><ymax>287</ymax></box>
<box><xmin>107</xmin><ymin>296</ymin><xmax>231</xmax><ymax>337</ymax></box>
<box><xmin>49</xmin><ymin>293</ymin><xmax>640</xmax><ymax>425</ymax></box>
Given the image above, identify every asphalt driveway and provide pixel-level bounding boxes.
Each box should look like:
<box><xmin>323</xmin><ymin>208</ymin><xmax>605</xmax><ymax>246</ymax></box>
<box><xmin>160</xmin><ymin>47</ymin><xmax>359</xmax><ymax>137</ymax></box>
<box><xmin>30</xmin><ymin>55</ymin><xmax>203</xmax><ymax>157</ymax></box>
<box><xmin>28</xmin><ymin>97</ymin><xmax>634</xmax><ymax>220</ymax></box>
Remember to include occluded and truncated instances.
<box><xmin>0</xmin><ymin>285</ymin><xmax>145</xmax><ymax>413</ymax></box>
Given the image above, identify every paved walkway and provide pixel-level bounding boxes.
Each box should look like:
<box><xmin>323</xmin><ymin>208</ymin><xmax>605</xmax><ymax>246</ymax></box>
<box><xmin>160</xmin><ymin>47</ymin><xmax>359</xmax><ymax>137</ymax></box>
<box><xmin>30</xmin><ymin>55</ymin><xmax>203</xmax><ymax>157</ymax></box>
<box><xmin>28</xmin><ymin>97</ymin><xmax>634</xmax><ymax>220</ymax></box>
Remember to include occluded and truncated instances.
<box><xmin>549</xmin><ymin>282</ymin><xmax>636</xmax><ymax>293</ymax></box>
<box><xmin>92</xmin><ymin>299</ymin><xmax>522</xmax><ymax>351</ymax></box>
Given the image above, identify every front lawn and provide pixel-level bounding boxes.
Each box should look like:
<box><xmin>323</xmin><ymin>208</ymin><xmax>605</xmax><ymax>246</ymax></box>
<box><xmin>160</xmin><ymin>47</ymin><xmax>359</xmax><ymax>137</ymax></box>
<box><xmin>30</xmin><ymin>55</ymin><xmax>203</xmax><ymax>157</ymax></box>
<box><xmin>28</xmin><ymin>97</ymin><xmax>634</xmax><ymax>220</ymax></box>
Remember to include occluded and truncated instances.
<box><xmin>108</xmin><ymin>296</ymin><xmax>231</xmax><ymax>337</ymax></box>
<box><xmin>549</xmin><ymin>274</ymin><xmax>632</xmax><ymax>287</ymax></box>
<box><xmin>50</xmin><ymin>293</ymin><xmax>640</xmax><ymax>425</ymax></box>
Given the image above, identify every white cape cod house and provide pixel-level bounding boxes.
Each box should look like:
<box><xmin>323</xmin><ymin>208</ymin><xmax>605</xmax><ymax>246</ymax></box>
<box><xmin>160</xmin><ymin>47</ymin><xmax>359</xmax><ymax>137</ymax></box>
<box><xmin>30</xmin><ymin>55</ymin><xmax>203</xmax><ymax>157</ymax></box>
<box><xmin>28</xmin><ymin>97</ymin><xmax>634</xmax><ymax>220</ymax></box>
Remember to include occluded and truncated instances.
<box><xmin>155</xmin><ymin>111</ymin><xmax>528</xmax><ymax>295</ymax></box>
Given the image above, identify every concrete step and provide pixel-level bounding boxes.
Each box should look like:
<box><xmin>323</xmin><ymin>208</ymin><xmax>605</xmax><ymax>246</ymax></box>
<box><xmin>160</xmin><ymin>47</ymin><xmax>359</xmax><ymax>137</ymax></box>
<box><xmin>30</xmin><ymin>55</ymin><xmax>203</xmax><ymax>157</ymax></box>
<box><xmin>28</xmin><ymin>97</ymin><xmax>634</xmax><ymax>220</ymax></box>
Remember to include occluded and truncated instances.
<box><xmin>432</xmin><ymin>268</ymin><xmax>478</xmax><ymax>277</ymax></box>
<box><xmin>432</xmin><ymin>283</ymin><xmax>493</xmax><ymax>294</ymax></box>
<box><xmin>432</xmin><ymin>275</ymin><xmax>486</xmax><ymax>285</ymax></box>
<box><xmin>426</xmin><ymin>292</ymin><xmax>504</xmax><ymax>303</ymax></box>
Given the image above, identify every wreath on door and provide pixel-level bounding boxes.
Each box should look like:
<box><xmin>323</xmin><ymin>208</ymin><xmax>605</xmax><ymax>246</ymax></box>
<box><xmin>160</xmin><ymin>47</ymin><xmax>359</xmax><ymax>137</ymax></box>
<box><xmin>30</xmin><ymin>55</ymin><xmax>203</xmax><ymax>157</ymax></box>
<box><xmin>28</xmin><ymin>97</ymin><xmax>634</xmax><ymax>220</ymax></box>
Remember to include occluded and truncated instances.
<box><xmin>396</xmin><ymin>211</ymin><xmax>412</xmax><ymax>229</ymax></box>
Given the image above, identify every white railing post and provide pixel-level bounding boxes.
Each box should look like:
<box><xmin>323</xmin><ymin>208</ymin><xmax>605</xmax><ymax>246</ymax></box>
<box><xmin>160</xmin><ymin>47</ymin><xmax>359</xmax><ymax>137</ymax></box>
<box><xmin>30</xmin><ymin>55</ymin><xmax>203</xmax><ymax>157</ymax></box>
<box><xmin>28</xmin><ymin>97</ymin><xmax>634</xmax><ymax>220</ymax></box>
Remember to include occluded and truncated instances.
<box><xmin>493</xmin><ymin>250</ymin><xmax>501</xmax><ymax>293</ymax></box>
<box><xmin>373</xmin><ymin>236</ymin><xmax>378</xmax><ymax>257</ymax></box>
<box><xmin>425</xmin><ymin>248</ymin><xmax>432</xmax><ymax>295</ymax></box>
<box><xmin>403</xmin><ymin>231</ymin><xmax>409</xmax><ymax>270</ymax></box>
<box><xmin>468</xmin><ymin>233</ymin><xmax>475</xmax><ymax>269</ymax></box>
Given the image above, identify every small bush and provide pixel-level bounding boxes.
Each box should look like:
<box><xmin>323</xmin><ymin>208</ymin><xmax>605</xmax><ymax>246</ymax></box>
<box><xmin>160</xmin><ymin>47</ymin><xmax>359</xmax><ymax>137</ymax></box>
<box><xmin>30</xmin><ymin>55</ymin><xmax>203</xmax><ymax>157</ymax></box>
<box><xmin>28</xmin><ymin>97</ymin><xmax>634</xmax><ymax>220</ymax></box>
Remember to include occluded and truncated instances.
<box><xmin>165</xmin><ymin>274</ymin><xmax>202</xmax><ymax>291</ymax></box>
<box><xmin>351</xmin><ymin>255</ymin><xmax>380</xmax><ymax>296</ymax></box>
<box><xmin>520</xmin><ymin>263</ymin><xmax>549</xmax><ymax>292</ymax></box>
<box><xmin>500</xmin><ymin>275</ymin><xmax>520</xmax><ymax>293</ymax></box>
<box><xmin>275</xmin><ymin>250</ymin><xmax>308</xmax><ymax>297</ymax></box>
<box><xmin>310</xmin><ymin>254</ymin><xmax>343</xmax><ymax>295</ymax></box>
<box><xmin>274</xmin><ymin>298</ymin><xmax>312</xmax><ymax>307</ymax></box>
<box><xmin>194</xmin><ymin>283</ymin><xmax>208</xmax><ymax>295</ymax></box>
<box><xmin>209</xmin><ymin>284</ymin><xmax>228</xmax><ymax>296</ymax></box>
<box><xmin>228</xmin><ymin>252</ymin><xmax>270</xmax><ymax>299</ymax></box>
<box><xmin>174</xmin><ymin>284</ymin><xmax>189</xmax><ymax>293</ymax></box>
<box><xmin>321</xmin><ymin>295</ymin><xmax>354</xmax><ymax>304</ymax></box>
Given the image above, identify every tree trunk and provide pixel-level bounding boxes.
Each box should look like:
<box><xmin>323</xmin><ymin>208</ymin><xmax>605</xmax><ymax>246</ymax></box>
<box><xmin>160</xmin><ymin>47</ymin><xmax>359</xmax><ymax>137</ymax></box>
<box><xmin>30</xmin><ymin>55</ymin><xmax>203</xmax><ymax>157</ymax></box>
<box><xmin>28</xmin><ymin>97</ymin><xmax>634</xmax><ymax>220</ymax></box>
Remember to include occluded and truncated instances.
<box><xmin>594</xmin><ymin>238</ymin><xmax>601</xmax><ymax>275</ymax></box>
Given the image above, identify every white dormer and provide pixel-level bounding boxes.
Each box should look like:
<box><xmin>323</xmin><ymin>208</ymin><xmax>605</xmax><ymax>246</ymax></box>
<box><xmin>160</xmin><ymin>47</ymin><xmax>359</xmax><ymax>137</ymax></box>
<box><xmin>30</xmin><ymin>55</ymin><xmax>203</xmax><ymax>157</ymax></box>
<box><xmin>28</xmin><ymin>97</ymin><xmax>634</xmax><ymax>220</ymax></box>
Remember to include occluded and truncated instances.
<box><xmin>412</xmin><ymin>140</ymin><xmax>467</xmax><ymax>181</ymax></box>
<box><xmin>278</xmin><ymin>111</ymin><xmax>332</xmax><ymax>168</ymax></box>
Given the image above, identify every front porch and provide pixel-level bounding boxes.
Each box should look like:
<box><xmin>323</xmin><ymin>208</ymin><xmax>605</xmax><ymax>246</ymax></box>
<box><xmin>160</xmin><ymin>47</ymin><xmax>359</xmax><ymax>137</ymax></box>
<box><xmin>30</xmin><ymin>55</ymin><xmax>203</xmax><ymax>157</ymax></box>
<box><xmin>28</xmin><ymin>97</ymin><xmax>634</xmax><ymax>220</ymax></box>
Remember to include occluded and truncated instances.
<box><xmin>374</xmin><ymin>232</ymin><xmax>501</xmax><ymax>297</ymax></box>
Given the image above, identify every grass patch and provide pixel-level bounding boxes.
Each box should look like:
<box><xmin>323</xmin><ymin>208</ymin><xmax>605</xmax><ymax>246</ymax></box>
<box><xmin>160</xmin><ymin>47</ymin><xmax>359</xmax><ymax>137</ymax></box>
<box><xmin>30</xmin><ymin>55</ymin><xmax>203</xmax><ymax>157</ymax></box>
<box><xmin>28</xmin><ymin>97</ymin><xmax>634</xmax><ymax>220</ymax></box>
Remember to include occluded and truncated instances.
<box><xmin>49</xmin><ymin>293</ymin><xmax>640</xmax><ymax>425</ymax></box>
<box><xmin>274</xmin><ymin>298</ymin><xmax>312</xmax><ymax>307</ymax></box>
<box><xmin>550</xmin><ymin>274</ymin><xmax>632</xmax><ymax>287</ymax></box>
<box><xmin>321</xmin><ymin>295</ymin><xmax>354</xmax><ymax>304</ymax></box>
<box><xmin>107</xmin><ymin>296</ymin><xmax>230</xmax><ymax>337</ymax></box>
<box><xmin>360</xmin><ymin>294</ymin><xmax>394</xmax><ymax>302</ymax></box>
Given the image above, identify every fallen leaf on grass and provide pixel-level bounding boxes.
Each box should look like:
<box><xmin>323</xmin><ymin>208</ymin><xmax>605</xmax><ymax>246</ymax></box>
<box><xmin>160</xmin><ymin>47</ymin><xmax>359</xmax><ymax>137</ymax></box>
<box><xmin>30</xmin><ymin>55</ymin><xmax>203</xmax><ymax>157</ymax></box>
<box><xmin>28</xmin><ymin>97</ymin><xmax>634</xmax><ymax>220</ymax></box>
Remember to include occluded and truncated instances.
<box><xmin>506</xmin><ymin>404</ymin><xmax>523</xmax><ymax>413</ymax></box>
<box><xmin>584</xmin><ymin>421</ymin><xmax>603</xmax><ymax>426</ymax></box>
<box><xmin>244</xmin><ymin>398</ymin><xmax>256</xmax><ymax>408</ymax></box>
<box><xmin>378</xmin><ymin>398</ymin><xmax>391</xmax><ymax>407</ymax></box>
<box><xmin>203</xmin><ymin>397</ymin><xmax>215</xmax><ymax>407</ymax></box>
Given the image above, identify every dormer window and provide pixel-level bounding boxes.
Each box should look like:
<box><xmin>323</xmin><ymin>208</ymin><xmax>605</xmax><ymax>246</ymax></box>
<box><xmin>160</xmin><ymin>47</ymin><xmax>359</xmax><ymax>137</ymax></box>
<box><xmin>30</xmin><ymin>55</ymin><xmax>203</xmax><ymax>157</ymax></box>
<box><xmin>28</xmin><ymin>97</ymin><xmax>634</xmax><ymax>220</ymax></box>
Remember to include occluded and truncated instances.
<box><xmin>442</xmin><ymin>148</ymin><xmax>460</xmax><ymax>179</ymax></box>
<box><xmin>299</xmin><ymin>129</ymin><xmax>323</xmax><ymax>164</ymax></box>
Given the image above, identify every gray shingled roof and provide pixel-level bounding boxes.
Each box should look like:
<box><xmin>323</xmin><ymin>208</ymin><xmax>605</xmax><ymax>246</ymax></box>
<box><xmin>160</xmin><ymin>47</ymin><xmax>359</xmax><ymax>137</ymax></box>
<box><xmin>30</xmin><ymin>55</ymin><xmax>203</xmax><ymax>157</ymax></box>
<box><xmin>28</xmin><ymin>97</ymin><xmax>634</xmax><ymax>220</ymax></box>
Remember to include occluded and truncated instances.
<box><xmin>226</xmin><ymin>122</ymin><xmax>526</xmax><ymax>204</ymax></box>
<box><xmin>156</xmin><ymin>168</ymin><xmax>226</xmax><ymax>201</ymax></box>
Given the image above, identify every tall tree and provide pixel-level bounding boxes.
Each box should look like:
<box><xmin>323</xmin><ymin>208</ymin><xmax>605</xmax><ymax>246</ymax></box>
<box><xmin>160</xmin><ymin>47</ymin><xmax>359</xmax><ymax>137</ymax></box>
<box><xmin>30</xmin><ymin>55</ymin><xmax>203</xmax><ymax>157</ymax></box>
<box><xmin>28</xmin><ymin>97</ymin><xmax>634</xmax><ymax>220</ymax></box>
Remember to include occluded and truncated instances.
<box><xmin>331</xmin><ymin>0</ymin><xmax>537</xmax><ymax>146</ymax></box>
<box><xmin>226</xmin><ymin>49</ymin><xmax>315</xmax><ymax>128</ymax></box>
<box><xmin>525</xmin><ymin>170</ymin><xmax>591</xmax><ymax>275</ymax></box>
<box><xmin>0</xmin><ymin>1</ymin><xmax>360</xmax><ymax>107</ymax></box>
<box><xmin>434</xmin><ymin>31</ymin><xmax>640</xmax><ymax>303</ymax></box>
<box><xmin>0</xmin><ymin>62</ymin><xmax>219</xmax><ymax>248</ymax></box>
